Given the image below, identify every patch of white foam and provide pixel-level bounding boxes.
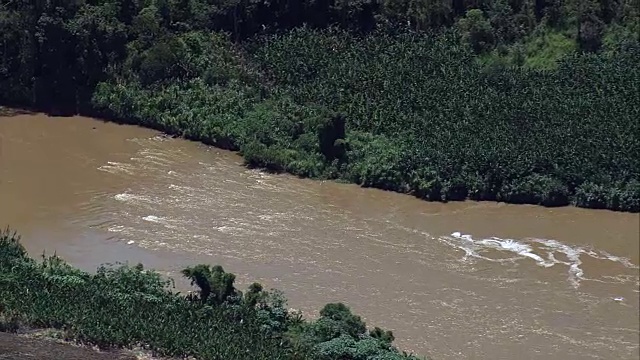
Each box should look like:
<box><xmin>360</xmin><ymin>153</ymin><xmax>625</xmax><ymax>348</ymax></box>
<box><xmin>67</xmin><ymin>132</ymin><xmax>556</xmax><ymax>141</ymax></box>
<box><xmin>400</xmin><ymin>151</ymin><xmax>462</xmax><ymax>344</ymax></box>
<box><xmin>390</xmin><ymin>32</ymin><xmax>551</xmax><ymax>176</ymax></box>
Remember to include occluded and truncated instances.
<box><xmin>596</xmin><ymin>251</ymin><xmax>636</xmax><ymax>268</ymax></box>
<box><xmin>114</xmin><ymin>193</ymin><xmax>136</xmax><ymax>202</ymax></box>
<box><xmin>142</xmin><ymin>215</ymin><xmax>165</xmax><ymax>224</ymax></box>
<box><xmin>213</xmin><ymin>225</ymin><xmax>261</xmax><ymax>236</ymax></box>
<box><xmin>114</xmin><ymin>193</ymin><xmax>152</xmax><ymax>203</ymax></box>
<box><xmin>129</xmin><ymin>156</ymin><xmax>168</xmax><ymax>168</ymax></box>
<box><xmin>444</xmin><ymin>232</ymin><xmax>638</xmax><ymax>289</ymax></box>
<box><xmin>98</xmin><ymin>161</ymin><xmax>135</xmax><ymax>175</ymax></box>
<box><xmin>150</xmin><ymin>135</ymin><xmax>170</xmax><ymax>142</ymax></box>
<box><xmin>107</xmin><ymin>225</ymin><xmax>125</xmax><ymax>233</ymax></box>
<box><xmin>141</xmin><ymin>215</ymin><xmax>183</xmax><ymax>231</ymax></box>
<box><xmin>137</xmin><ymin>149</ymin><xmax>175</xmax><ymax>165</ymax></box>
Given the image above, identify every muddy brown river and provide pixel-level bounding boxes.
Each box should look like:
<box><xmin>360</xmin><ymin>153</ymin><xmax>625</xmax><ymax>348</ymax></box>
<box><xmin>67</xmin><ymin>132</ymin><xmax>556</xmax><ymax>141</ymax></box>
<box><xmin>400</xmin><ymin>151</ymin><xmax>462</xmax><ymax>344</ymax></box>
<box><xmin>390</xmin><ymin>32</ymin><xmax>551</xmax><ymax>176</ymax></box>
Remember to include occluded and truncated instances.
<box><xmin>1</xmin><ymin>112</ymin><xmax>638</xmax><ymax>359</ymax></box>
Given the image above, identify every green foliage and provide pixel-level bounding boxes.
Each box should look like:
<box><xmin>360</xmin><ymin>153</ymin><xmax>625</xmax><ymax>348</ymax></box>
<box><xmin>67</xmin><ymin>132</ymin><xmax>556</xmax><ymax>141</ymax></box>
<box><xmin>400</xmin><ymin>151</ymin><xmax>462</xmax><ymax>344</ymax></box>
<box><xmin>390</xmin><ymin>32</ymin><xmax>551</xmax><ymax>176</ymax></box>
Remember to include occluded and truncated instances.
<box><xmin>0</xmin><ymin>228</ymin><xmax>28</xmax><ymax>262</ymax></box>
<box><xmin>285</xmin><ymin>303</ymin><xmax>409</xmax><ymax>360</ymax></box>
<box><xmin>317</xmin><ymin>303</ymin><xmax>367</xmax><ymax>340</ymax></box>
<box><xmin>602</xmin><ymin>21</ymin><xmax>640</xmax><ymax>54</ymax></box>
<box><xmin>483</xmin><ymin>26</ymin><xmax>578</xmax><ymax>70</ymax></box>
<box><xmin>344</xmin><ymin>132</ymin><xmax>408</xmax><ymax>192</ymax></box>
<box><xmin>574</xmin><ymin>180</ymin><xmax>640</xmax><ymax>211</ymax></box>
<box><xmin>487</xmin><ymin>0</ymin><xmax>520</xmax><ymax>43</ymax></box>
<box><xmin>521</xmin><ymin>27</ymin><xmax>577</xmax><ymax>69</ymax></box>
<box><xmin>0</xmin><ymin>231</ymin><xmax>416</xmax><ymax>359</ymax></box>
<box><xmin>457</xmin><ymin>9</ymin><xmax>495</xmax><ymax>53</ymax></box>
<box><xmin>577</xmin><ymin>0</ymin><xmax>606</xmax><ymax>52</ymax></box>
<box><xmin>498</xmin><ymin>174</ymin><xmax>569</xmax><ymax>207</ymax></box>
<box><xmin>181</xmin><ymin>264</ymin><xmax>241</xmax><ymax>305</ymax></box>
<box><xmin>1</xmin><ymin>0</ymin><xmax>639</xmax><ymax>213</ymax></box>
<box><xmin>370</xmin><ymin>327</ymin><xmax>395</xmax><ymax>344</ymax></box>
<box><xmin>249</xmin><ymin>28</ymin><xmax>639</xmax><ymax>210</ymax></box>
<box><xmin>314</xmin><ymin>335</ymin><xmax>409</xmax><ymax>360</ymax></box>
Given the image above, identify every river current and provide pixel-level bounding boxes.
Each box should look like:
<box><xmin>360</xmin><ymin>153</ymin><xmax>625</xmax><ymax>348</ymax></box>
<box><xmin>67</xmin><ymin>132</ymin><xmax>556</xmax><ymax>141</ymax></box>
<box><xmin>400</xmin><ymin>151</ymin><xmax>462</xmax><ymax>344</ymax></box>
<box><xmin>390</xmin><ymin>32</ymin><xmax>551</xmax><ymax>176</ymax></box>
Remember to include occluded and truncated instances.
<box><xmin>1</xmin><ymin>112</ymin><xmax>638</xmax><ymax>359</ymax></box>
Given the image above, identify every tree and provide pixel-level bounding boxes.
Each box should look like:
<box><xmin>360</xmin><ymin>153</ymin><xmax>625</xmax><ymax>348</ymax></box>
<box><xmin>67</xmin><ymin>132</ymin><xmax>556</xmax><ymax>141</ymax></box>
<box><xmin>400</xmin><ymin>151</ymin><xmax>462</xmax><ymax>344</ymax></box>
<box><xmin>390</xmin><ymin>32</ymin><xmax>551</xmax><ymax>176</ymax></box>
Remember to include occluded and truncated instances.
<box><xmin>181</xmin><ymin>264</ymin><xmax>241</xmax><ymax>305</ymax></box>
<box><xmin>381</xmin><ymin>0</ymin><xmax>452</xmax><ymax>29</ymax></box>
<box><xmin>67</xmin><ymin>3</ymin><xmax>128</xmax><ymax>111</ymax></box>
<box><xmin>369</xmin><ymin>326</ymin><xmax>395</xmax><ymax>344</ymax></box>
<box><xmin>457</xmin><ymin>8</ymin><xmax>495</xmax><ymax>53</ymax></box>
<box><xmin>487</xmin><ymin>0</ymin><xmax>518</xmax><ymax>43</ymax></box>
<box><xmin>576</xmin><ymin>0</ymin><xmax>604</xmax><ymax>52</ymax></box>
<box><xmin>317</xmin><ymin>112</ymin><xmax>347</xmax><ymax>162</ymax></box>
<box><xmin>543</xmin><ymin>0</ymin><xmax>565</xmax><ymax>27</ymax></box>
<box><xmin>132</xmin><ymin>5</ymin><xmax>164</xmax><ymax>46</ymax></box>
<box><xmin>244</xmin><ymin>282</ymin><xmax>264</xmax><ymax>307</ymax></box>
<box><xmin>317</xmin><ymin>302</ymin><xmax>367</xmax><ymax>339</ymax></box>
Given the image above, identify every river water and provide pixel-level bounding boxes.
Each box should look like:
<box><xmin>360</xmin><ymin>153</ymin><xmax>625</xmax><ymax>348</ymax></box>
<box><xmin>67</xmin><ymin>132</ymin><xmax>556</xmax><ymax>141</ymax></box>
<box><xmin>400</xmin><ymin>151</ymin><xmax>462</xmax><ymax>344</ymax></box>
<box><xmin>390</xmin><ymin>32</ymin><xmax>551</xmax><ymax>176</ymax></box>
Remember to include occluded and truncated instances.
<box><xmin>1</xmin><ymin>112</ymin><xmax>638</xmax><ymax>359</ymax></box>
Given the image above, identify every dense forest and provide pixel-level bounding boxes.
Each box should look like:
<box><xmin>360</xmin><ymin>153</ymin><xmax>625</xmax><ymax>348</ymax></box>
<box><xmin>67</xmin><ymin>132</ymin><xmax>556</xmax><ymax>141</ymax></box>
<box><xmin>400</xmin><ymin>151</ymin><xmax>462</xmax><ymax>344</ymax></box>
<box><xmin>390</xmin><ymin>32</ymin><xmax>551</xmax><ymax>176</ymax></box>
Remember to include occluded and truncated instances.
<box><xmin>0</xmin><ymin>0</ymin><xmax>639</xmax><ymax>211</ymax></box>
<box><xmin>0</xmin><ymin>229</ymin><xmax>414</xmax><ymax>359</ymax></box>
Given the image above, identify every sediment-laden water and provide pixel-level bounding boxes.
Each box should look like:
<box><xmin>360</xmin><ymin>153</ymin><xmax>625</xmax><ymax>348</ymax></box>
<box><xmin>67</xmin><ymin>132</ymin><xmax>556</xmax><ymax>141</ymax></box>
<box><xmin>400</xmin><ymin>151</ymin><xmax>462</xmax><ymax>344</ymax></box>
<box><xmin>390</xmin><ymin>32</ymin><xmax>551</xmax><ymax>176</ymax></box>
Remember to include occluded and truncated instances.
<box><xmin>1</xmin><ymin>113</ymin><xmax>638</xmax><ymax>359</ymax></box>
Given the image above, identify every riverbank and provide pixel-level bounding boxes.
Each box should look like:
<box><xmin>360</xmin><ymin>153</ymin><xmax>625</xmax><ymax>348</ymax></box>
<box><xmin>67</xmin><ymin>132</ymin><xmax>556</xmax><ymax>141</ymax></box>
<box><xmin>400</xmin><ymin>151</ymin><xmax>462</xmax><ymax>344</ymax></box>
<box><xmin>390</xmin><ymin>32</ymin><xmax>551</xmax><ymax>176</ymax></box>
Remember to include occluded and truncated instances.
<box><xmin>1</xmin><ymin>1</ymin><xmax>639</xmax><ymax>213</ymax></box>
<box><xmin>0</xmin><ymin>332</ymin><xmax>139</xmax><ymax>360</ymax></box>
<box><xmin>0</xmin><ymin>229</ymin><xmax>417</xmax><ymax>360</ymax></box>
<box><xmin>88</xmin><ymin>31</ymin><xmax>640</xmax><ymax>213</ymax></box>
<box><xmin>2</xmin><ymin>112</ymin><xmax>638</xmax><ymax>359</ymax></box>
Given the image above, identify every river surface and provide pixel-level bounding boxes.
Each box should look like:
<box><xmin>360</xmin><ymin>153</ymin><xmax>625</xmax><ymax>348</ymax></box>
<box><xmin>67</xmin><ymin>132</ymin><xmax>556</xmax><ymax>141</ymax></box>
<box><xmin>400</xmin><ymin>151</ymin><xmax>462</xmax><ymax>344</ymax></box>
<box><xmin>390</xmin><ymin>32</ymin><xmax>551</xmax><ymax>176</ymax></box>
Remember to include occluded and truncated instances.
<box><xmin>1</xmin><ymin>112</ymin><xmax>639</xmax><ymax>359</ymax></box>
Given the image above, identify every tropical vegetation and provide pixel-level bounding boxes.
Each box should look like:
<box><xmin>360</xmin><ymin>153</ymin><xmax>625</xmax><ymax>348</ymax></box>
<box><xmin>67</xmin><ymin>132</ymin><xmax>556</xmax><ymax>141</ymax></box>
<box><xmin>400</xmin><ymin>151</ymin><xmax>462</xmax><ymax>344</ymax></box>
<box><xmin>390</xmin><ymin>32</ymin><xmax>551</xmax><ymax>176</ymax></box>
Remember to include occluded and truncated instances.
<box><xmin>1</xmin><ymin>0</ymin><xmax>638</xmax><ymax>211</ymax></box>
<box><xmin>0</xmin><ymin>228</ymin><xmax>416</xmax><ymax>359</ymax></box>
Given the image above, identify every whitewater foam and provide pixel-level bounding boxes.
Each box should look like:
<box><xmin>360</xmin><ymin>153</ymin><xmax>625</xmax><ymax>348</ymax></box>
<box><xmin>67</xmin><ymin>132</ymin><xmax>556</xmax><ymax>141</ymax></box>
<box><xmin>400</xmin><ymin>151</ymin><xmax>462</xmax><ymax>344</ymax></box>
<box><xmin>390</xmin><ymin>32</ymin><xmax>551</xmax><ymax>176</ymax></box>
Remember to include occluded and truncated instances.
<box><xmin>443</xmin><ymin>232</ymin><xmax>638</xmax><ymax>288</ymax></box>
<box><xmin>114</xmin><ymin>193</ymin><xmax>152</xmax><ymax>203</ymax></box>
<box><xmin>97</xmin><ymin>161</ymin><xmax>135</xmax><ymax>175</ymax></box>
<box><xmin>142</xmin><ymin>215</ymin><xmax>166</xmax><ymax>223</ymax></box>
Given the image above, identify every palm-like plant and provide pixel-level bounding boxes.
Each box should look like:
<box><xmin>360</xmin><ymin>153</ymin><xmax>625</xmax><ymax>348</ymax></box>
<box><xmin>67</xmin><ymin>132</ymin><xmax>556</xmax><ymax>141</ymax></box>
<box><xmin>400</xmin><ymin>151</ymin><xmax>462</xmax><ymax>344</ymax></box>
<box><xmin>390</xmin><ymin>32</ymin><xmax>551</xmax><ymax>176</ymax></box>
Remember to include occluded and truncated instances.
<box><xmin>181</xmin><ymin>264</ymin><xmax>240</xmax><ymax>305</ymax></box>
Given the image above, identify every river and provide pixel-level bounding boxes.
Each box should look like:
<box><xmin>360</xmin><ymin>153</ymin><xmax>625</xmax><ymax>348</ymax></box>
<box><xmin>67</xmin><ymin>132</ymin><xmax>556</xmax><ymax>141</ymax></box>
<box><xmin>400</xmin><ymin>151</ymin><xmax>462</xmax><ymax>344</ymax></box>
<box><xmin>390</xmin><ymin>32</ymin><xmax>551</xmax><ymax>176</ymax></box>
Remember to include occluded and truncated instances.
<box><xmin>1</xmin><ymin>112</ymin><xmax>638</xmax><ymax>359</ymax></box>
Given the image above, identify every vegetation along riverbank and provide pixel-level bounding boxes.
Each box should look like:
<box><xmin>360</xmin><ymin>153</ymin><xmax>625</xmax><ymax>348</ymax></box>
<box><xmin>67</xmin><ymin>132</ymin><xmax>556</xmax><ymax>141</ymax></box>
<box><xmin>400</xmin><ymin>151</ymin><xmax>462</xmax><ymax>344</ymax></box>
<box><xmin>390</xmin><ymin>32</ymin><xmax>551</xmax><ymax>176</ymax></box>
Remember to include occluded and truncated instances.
<box><xmin>1</xmin><ymin>0</ymin><xmax>639</xmax><ymax>211</ymax></box>
<box><xmin>0</xmin><ymin>229</ymin><xmax>418</xmax><ymax>359</ymax></box>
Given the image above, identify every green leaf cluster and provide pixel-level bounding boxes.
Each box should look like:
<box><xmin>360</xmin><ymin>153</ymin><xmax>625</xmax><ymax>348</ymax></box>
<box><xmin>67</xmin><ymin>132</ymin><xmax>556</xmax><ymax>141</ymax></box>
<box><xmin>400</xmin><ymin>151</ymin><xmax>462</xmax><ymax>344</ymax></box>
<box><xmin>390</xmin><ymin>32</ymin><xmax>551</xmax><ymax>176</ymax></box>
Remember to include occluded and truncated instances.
<box><xmin>1</xmin><ymin>0</ymin><xmax>638</xmax><ymax>212</ymax></box>
<box><xmin>0</xmin><ymin>229</ymin><xmax>418</xmax><ymax>360</ymax></box>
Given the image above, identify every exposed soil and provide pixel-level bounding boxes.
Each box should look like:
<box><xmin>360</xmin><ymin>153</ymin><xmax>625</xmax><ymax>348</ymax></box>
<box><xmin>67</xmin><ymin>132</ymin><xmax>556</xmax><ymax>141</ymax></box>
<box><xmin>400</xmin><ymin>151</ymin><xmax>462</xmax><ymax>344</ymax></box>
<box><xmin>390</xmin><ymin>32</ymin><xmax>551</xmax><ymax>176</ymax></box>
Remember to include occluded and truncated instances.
<box><xmin>0</xmin><ymin>332</ymin><xmax>137</xmax><ymax>360</ymax></box>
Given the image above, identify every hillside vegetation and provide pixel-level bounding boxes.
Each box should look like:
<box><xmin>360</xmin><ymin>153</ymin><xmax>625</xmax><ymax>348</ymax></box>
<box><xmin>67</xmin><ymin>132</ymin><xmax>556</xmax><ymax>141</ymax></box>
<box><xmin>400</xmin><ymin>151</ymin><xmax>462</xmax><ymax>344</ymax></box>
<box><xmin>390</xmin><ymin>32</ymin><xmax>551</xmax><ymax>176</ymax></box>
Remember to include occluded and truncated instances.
<box><xmin>1</xmin><ymin>0</ymin><xmax>638</xmax><ymax>211</ymax></box>
<box><xmin>0</xmin><ymin>229</ymin><xmax>414</xmax><ymax>359</ymax></box>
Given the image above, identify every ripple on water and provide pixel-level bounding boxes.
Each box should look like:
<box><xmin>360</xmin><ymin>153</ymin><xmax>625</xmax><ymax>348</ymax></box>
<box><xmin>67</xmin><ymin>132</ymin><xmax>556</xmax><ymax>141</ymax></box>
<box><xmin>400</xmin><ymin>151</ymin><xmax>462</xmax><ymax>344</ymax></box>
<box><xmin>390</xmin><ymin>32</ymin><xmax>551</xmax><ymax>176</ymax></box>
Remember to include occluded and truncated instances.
<box><xmin>442</xmin><ymin>232</ymin><xmax>638</xmax><ymax>289</ymax></box>
<box><xmin>88</xmin><ymin>138</ymin><xmax>639</xmax><ymax>360</ymax></box>
<box><xmin>97</xmin><ymin>161</ymin><xmax>135</xmax><ymax>175</ymax></box>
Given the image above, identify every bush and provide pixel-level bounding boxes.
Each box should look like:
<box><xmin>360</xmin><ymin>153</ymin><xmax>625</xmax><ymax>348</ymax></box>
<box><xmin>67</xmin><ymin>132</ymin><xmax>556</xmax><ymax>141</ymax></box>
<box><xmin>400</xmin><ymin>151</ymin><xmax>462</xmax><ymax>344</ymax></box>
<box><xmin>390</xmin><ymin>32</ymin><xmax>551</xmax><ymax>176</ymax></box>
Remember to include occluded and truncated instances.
<box><xmin>248</xmin><ymin>29</ymin><xmax>639</xmax><ymax>211</ymax></box>
<box><xmin>5</xmin><ymin>1</ymin><xmax>639</xmax><ymax>212</ymax></box>
<box><xmin>90</xmin><ymin>28</ymin><xmax>640</xmax><ymax>212</ymax></box>
<box><xmin>498</xmin><ymin>174</ymin><xmax>569</xmax><ymax>207</ymax></box>
<box><xmin>0</xmin><ymin>230</ymin><xmax>417</xmax><ymax>360</ymax></box>
<box><xmin>574</xmin><ymin>180</ymin><xmax>640</xmax><ymax>212</ymax></box>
